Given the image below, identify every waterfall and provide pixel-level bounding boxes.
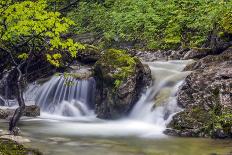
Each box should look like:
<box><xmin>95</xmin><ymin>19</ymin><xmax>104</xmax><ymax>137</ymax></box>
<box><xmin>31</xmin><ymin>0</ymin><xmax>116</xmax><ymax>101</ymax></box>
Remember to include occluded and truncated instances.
<box><xmin>28</xmin><ymin>61</ymin><xmax>192</xmax><ymax>122</ymax></box>
<box><xmin>33</xmin><ymin>76</ymin><xmax>96</xmax><ymax>117</ymax></box>
<box><xmin>130</xmin><ymin>60</ymin><xmax>192</xmax><ymax>126</ymax></box>
<box><xmin>1</xmin><ymin>60</ymin><xmax>192</xmax><ymax>137</ymax></box>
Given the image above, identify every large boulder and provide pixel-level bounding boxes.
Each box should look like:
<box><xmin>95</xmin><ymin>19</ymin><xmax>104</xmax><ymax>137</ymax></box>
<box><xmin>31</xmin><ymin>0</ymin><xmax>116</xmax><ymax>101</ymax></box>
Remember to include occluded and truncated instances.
<box><xmin>166</xmin><ymin>49</ymin><xmax>232</xmax><ymax>138</ymax></box>
<box><xmin>94</xmin><ymin>49</ymin><xmax>152</xmax><ymax>119</ymax></box>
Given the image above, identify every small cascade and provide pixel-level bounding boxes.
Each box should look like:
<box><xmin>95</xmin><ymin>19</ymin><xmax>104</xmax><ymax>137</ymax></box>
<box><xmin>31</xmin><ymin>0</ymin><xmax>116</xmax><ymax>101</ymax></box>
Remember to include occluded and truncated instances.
<box><xmin>34</xmin><ymin>76</ymin><xmax>96</xmax><ymax>117</ymax></box>
<box><xmin>130</xmin><ymin>60</ymin><xmax>192</xmax><ymax>126</ymax></box>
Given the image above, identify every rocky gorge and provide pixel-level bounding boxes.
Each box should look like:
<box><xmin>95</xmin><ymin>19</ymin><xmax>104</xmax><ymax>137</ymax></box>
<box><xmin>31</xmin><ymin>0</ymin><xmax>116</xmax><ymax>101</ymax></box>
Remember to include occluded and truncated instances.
<box><xmin>0</xmin><ymin>45</ymin><xmax>231</xmax><ymax>154</ymax></box>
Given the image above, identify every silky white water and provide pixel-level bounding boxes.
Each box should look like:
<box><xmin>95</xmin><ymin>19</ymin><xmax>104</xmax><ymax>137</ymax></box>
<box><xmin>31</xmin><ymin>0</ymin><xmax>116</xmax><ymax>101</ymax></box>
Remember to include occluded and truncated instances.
<box><xmin>1</xmin><ymin>60</ymin><xmax>193</xmax><ymax>138</ymax></box>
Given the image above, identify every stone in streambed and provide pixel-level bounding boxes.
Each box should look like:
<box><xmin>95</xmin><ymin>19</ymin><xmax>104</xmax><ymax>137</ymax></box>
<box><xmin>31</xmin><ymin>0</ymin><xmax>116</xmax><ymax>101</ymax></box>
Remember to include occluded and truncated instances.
<box><xmin>94</xmin><ymin>49</ymin><xmax>152</xmax><ymax>119</ymax></box>
<box><xmin>0</xmin><ymin>105</ymin><xmax>40</xmax><ymax>119</ymax></box>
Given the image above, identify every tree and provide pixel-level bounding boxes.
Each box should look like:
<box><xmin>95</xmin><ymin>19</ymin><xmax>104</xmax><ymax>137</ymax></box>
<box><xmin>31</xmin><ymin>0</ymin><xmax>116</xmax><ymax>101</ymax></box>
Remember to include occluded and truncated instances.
<box><xmin>0</xmin><ymin>0</ymin><xmax>84</xmax><ymax>133</ymax></box>
<box><xmin>69</xmin><ymin>0</ymin><xmax>232</xmax><ymax>50</ymax></box>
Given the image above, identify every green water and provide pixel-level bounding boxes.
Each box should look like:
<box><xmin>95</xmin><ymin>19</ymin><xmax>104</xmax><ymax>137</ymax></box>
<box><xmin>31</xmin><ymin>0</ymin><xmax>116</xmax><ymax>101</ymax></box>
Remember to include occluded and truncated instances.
<box><xmin>0</xmin><ymin>119</ymin><xmax>231</xmax><ymax>155</ymax></box>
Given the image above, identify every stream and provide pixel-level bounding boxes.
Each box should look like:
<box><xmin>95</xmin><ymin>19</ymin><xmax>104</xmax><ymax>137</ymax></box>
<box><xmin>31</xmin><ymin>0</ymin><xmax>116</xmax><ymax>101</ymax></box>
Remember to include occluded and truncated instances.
<box><xmin>0</xmin><ymin>60</ymin><xmax>231</xmax><ymax>155</ymax></box>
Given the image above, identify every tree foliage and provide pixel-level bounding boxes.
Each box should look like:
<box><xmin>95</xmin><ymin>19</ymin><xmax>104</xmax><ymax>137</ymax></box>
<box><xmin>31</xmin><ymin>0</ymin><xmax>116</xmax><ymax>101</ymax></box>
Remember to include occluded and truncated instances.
<box><xmin>68</xmin><ymin>0</ymin><xmax>232</xmax><ymax>50</ymax></box>
<box><xmin>0</xmin><ymin>0</ymin><xmax>84</xmax><ymax>132</ymax></box>
<box><xmin>0</xmin><ymin>0</ymin><xmax>84</xmax><ymax>67</ymax></box>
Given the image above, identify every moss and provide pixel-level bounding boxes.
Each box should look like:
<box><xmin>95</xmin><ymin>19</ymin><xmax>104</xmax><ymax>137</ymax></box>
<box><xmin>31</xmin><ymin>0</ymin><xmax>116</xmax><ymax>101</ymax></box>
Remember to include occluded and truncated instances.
<box><xmin>169</xmin><ymin>106</ymin><xmax>213</xmax><ymax>133</ymax></box>
<box><xmin>0</xmin><ymin>138</ymin><xmax>42</xmax><ymax>155</ymax></box>
<box><xmin>222</xmin><ymin>12</ymin><xmax>232</xmax><ymax>34</ymax></box>
<box><xmin>95</xmin><ymin>49</ymin><xmax>137</xmax><ymax>88</ymax></box>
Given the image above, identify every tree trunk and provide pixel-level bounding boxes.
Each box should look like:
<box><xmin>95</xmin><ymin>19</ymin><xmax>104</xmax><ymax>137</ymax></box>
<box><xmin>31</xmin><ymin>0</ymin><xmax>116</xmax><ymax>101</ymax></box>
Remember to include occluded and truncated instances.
<box><xmin>9</xmin><ymin>64</ymin><xmax>25</xmax><ymax>133</ymax></box>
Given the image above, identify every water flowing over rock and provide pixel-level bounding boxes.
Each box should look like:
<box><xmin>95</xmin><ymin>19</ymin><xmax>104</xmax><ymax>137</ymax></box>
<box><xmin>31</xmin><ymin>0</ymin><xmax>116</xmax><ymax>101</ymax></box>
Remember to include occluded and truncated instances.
<box><xmin>35</xmin><ymin>76</ymin><xmax>96</xmax><ymax>117</ymax></box>
<box><xmin>166</xmin><ymin>49</ymin><xmax>232</xmax><ymax>138</ymax></box>
<box><xmin>129</xmin><ymin>60</ymin><xmax>192</xmax><ymax>124</ymax></box>
<box><xmin>19</xmin><ymin>59</ymin><xmax>191</xmax><ymax>138</ymax></box>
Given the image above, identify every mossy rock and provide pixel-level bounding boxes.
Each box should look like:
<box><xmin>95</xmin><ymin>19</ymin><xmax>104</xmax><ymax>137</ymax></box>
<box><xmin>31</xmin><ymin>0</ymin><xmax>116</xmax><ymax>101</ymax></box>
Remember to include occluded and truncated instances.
<box><xmin>0</xmin><ymin>138</ymin><xmax>42</xmax><ymax>155</ymax></box>
<box><xmin>167</xmin><ymin>105</ymin><xmax>232</xmax><ymax>138</ymax></box>
<box><xmin>94</xmin><ymin>49</ymin><xmax>137</xmax><ymax>88</ymax></box>
<box><xmin>94</xmin><ymin>49</ymin><xmax>152</xmax><ymax>119</ymax></box>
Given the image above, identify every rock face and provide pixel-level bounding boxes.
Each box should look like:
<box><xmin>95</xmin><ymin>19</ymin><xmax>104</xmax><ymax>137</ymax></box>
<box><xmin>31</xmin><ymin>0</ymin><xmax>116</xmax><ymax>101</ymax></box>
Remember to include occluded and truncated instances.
<box><xmin>94</xmin><ymin>49</ymin><xmax>152</xmax><ymax>119</ymax></box>
<box><xmin>0</xmin><ymin>105</ymin><xmax>40</xmax><ymax>119</ymax></box>
<box><xmin>166</xmin><ymin>49</ymin><xmax>232</xmax><ymax>138</ymax></box>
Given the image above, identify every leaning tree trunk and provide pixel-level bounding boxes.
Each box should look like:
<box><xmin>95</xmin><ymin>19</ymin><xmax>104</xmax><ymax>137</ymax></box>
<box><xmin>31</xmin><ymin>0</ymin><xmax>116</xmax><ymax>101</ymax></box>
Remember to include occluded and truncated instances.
<box><xmin>9</xmin><ymin>64</ymin><xmax>25</xmax><ymax>133</ymax></box>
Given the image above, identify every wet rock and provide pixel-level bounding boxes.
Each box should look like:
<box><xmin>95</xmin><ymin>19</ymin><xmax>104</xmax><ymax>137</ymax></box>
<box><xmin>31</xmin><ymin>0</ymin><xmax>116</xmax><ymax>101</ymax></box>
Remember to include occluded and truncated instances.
<box><xmin>94</xmin><ymin>49</ymin><xmax>152</xmax><ymax>119</ymax></box>
<box><xmin>24</xmin><ymin>105</ymin><xmax>40</xmax><ymax>117</ymax></box>
<box><xmin>129</xmin><ymin>48</ymin><xmax>190</xmax><ymax>62</ymax></box>
<box><xmin>68</xmin><ymin>65</ymin><xmax>94</xmax><ymax>80</ymax></box>
<box><xmin>183</xmin><ymin>48</ymin><xmax>212</xmax><ymax>60</ymax></box>
<box><xmin>0</xmin><ymin>135</ymin><xmax>31</xmax><ymax>143</ymax></box>
<box><xmin>167</xmin><ymin>49</ymin><xmax>232</xmax><ymax>138</ymax></box>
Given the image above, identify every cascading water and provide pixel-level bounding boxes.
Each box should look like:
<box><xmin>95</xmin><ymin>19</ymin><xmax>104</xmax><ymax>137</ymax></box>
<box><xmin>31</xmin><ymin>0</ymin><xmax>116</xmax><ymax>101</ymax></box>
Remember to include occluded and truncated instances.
<box><xmin>130</xmin><ymin>61</ymin><xmax>191</xmax><ymax>125</ymax></box>
<box><xmin>2</xmin><ymin>60</ymin><xmax>193</xmax><ymax>137</ymax></box>
<box><xmin>33</xmin><ymin>76</ymin><xmax>96</xmax><ymax>117</ymax></box>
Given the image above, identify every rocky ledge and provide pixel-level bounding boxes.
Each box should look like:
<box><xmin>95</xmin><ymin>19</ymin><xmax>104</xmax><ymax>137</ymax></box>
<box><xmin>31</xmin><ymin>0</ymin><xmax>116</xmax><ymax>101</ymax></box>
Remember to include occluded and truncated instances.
<box><xmin>0</xmin><ymin>105</ymin><xmax>40</xmax><ymax>119</ymax></box>
<box><xmin>165</xmin><ymin>48</ymin><xmax>232</xmax><ymax>138</ymax></box>
<box><xmin>94</xmin><ymin>49</ymin><xmax>152</xmax><ymax>119</ymax></box>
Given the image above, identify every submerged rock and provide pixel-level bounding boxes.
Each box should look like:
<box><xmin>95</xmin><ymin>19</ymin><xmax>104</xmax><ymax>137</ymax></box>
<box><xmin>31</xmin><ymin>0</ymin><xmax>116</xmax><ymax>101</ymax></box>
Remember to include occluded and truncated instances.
<box><xmin>94</xmin><ymin>49</ymin><xmax>152</xmax><ymax>119</ymax></box>
<box><xmin>166</xmin><ymin>49</ymin><xmax>232</xmax><ymax>138</ymax></box>
<box><xmin>0</xmin><ymin>138</ymin><xmax>42</xmax><ymax>155</ymax></box>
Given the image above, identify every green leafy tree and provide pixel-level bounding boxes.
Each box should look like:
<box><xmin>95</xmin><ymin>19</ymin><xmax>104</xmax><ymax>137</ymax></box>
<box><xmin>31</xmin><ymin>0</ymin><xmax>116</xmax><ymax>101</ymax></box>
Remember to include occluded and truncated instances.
<box><xmin>69</xmin><ymin>0</ymin><xmax>232</xmax><ymax>50</ymax></box>
<box><xmin>0</xmin><ymin>0</ymin><xmax>84</xmax><ymax>132</ymax></box>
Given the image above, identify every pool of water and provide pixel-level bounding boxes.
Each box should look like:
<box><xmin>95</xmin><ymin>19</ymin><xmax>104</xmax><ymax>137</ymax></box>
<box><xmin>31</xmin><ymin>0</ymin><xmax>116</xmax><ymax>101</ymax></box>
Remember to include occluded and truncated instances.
<box><xmin>0</xmin><ymin>118</ymin><xmax>231</xmax><ymax>155</ymax></box>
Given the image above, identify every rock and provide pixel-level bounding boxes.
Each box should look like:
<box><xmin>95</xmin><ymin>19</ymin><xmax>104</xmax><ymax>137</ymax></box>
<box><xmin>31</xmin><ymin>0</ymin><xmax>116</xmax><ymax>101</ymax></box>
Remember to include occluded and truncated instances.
<box><xmin>128</xmin><ymin>48</ymin><xmax>191</xmax><ymax>62</ymax></box>
<box><xmin>0</xmin><ymin>105</ymin><xmax>40</xmax><ymax>119</ymax></box>
<box><xmin>0</xmin><ymin>130</ymin><xmax>9</xmax><ymax>136</ymax></box>
<box><xmin>68</xmin><ymin>65</ymin><xmax>94</xmax><ymax>80</ymax></box>
<box><xmin>94</xmin><ymin>49</ymin><xmax>152</xmax><ymax>119</ymax></box>
<box><xmin>183</xmin><ymin>48</ymin><xmax>212</xmax><ymax>60</ymax></box>
<box><xmin>24</xmin><ymin>105</ymin><xmax>40</xmax><ymax>117</ymax></box>
<box><xmin>167</xmin><ymin>49</ymin><xmax>232</xmax><ymax>138</ymax></box>
<box><xmin>0</xmin><ymin>135</ymin><xmax>31</xmax><ymax>143</ymax></box>
<box><xmin>0</xmin><ymin>138</ymin><xmax>42</xmax><ymax>155</ymax></box>
<box><xmin>77</xmin><ymin>44</ymin><xmax>102</xmax><ymax>64</ymax></box>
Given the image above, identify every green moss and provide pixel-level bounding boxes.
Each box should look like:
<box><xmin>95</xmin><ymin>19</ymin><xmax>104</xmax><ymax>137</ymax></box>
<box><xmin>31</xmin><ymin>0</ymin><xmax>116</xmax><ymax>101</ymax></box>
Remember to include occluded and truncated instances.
<box><xmin>0</xmin><ymin>138</ymin><xmax>42</xmax><ymax>155</ymax></box>
<box><xmin>95</xmin><ymin>49</ymin><xmax>136</xmax><ymax>88</ymax></box>
<box><xmin>222</xmin><ymin>11</ymin><xmax>232</xmax><ymax>34</ymax></box>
